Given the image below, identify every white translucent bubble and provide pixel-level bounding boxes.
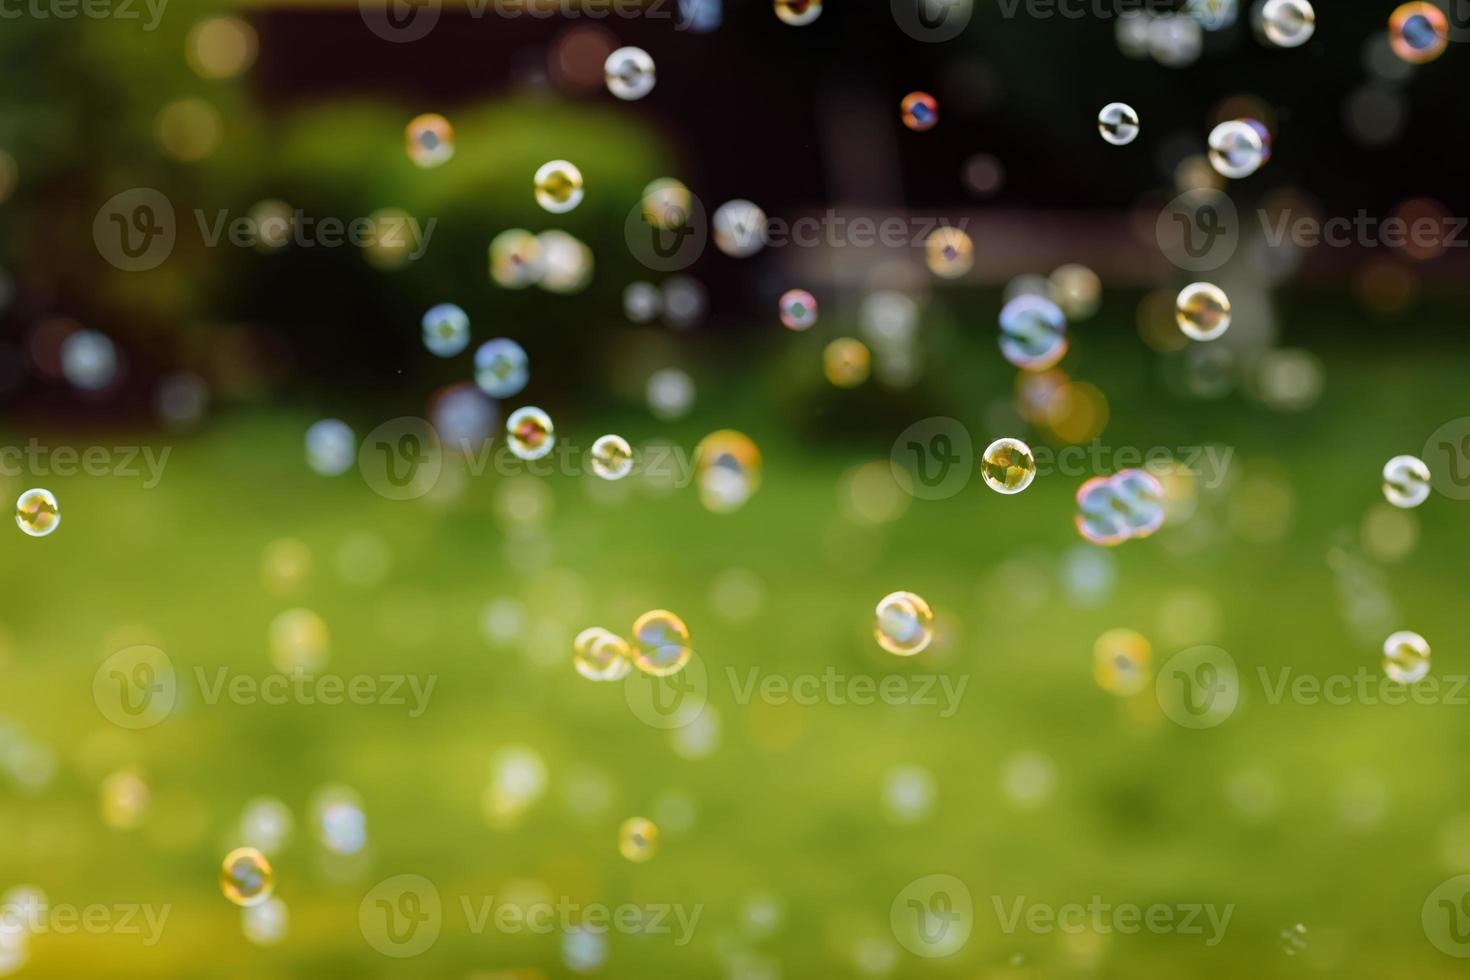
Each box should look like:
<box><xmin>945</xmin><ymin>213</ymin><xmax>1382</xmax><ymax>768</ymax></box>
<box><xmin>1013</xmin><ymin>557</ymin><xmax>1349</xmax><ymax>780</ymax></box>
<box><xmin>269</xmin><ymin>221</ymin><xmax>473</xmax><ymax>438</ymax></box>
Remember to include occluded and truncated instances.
<box><xmin>430</xmin><ymin>382</ymin><xmax>497</xmax><ymax>451</ymax></box>
<box><xmin>242</xmin><ymin>897</ymin><xmax>289</xmax><ymax>946</ymax></box>
<box><xmin>1208</xmin><ymin>119</ymin><xmax>1266</xmax><ymax>178</ymax></box>
<box><xmin>1382</xmin><ymin>455</ymin><xmax>1430</xmax><ymax>509</ymax></box>
<box><xmin>421</xmin><ymin>303</ymin><xmax>471</xmax><ymax>357</ymax></box>
<box><xmin>1261</xmin><ymin>0</ymin><xmax>1315</xmax><ymax>47</ymax></box>
<box><xmin>712</xmin><ymin>199</ymin><xmax>768</xmax><ymax>258</ymax></box>
<box><xmin>662</xmin><ymin>276</ymin><xmax>708</xmax><ymax>329</ymax></box>
<box><xmin>647</xmin><ymin>368</ymin><xmax>695</xmax><ymax>420</ymax></box>
<box><xmin>506</xmin><ymin>406</ymin><xmax>555</xmax><ymax>461</ymax></box>
<box><xmin>60</xmin><ymin>329</ymin><xmax>119</xmax><ymax>391</ymax></box>
<box><xmin>623</xmin><ymin>281</ymin><xmax>662</xmax><ymax>323</ymax></box>
<box><xmin>1097</xmin><ymin>102</ymin><xmax>1140</xmax><ymax>145</ymax></box>
<box><xmin>882</xmin><ymin>764</ymin><xmax>935</xmax><ymax>824</ymax></box>
<box><xmin>474</xmin><ymin>338</ymin><xmax>529</xmax><ymax>398</ymax></box>
<box><xmin>604</xmin><ymin>46</ymin><xmax>655</xmax><ymax>100</ymax></box>
<box><xmin>305</xmin><ymin>419</ymin><xmax>356</xmax><ymax>476</ymax></box>
<box><xmin>154</xmin><ymin>371</ymin><xmax>209</xmax><ymax>431</ymax></box>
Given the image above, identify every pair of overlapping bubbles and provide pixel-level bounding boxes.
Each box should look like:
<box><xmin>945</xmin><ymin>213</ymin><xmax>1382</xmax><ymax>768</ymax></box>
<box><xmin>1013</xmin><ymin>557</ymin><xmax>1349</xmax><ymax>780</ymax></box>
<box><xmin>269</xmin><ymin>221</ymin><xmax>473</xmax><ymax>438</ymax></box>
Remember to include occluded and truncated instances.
<box><xmin>575</xmin><ymin>610</ymin><xmax>695</xmax><ymax>680</ymax></box>
<box><xmin>1075</xmin><ymin>469</ymin><xmax>1166</xmax><ymax>546</ymax></box>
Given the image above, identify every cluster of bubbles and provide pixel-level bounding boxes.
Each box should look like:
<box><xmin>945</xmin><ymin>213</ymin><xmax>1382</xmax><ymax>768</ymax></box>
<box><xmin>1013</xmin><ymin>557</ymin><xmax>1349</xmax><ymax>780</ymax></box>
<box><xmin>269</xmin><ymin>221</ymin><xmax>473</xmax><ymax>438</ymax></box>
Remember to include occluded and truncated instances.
<box><xmin>574</xmin><ymin>610</ymin><xmax>695</xmax><ymax>680</ymax></box>
<box><xmin>1075</xmin><ymin>470</ymin><xmax>1166</xmax><ymax>546</ymax></box>
<box><xmin>873</xmin><ymin>591</ymin><xmax>935</xmax><ymax>656</ymax></box>
<box><xmin>14</xmin><ymin>489</ymin><xmax>59</xmax><ymax>537</ymax></box>
<box><xmin>489</xmin><ymin>228</ymin><xmax>594</xmax><ymax>293</ymax></box>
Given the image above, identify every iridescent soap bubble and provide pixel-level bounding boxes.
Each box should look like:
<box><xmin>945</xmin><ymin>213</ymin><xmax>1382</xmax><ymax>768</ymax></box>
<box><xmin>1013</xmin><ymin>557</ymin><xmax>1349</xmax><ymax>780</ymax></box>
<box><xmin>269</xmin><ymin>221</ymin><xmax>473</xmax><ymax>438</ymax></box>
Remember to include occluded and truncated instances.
<box><xmin>1097</xmin><ymin>102</ymin><xmax>1140</xmax><ymax>145</ymax></box>
<box><xmin>824</xmin><ymin>338</ymin><xmax>872</xmax><ymax>389</ymax></box>
<box><xmin>1382</xmin><ymin>629</ymin><xmax>1430</xmax><ymax>683</ymax></box>
<box><xmin>774</xmin><ymin>0</ymin><xmax>821</xmax><ymax>25</ymax></box>
<box><xmin>695</xmin><ymin>430</ymin><xmax>762</xmax><ymax>512</ymax></box>
<box><xmin>999</xmin><ymin>295</ymin><xmax>1068</xmax><ymax>370</ymax></box>
<box><xmin>489</xmin><ymin>229</ymin><xmax>544</xmax><ymax>289</ymax></box>
<box><xmin>642</xmin><ymin>178</ymin><xmax>692</xmax><ymax>230</ymax></box>
<box><xmin>474</xmin><ymin>338</ymin><xmax>529</xmax><ymax>398</ymax></box>
<box><xmin>405</xmin><ymin>113</ymin><xmax>454</xmax><ymax>168</ymax></box>
<box><xmin>647</xmin><ymin>367</ymin><xmax>695</xmax><ymax>420</ymax></box>
<box><xmin>590</xmin><ymin>434</ymin><xmax>634</xmax><ymax>481</ymax></box>
<box><xmin>1208</xmin><ymin>119</ymin><xmax>1266</xmax><ymax>178</ymax></box>
<box><xmin>631</xmin><ymin>609</ymin><xmax>693</xmax><ymax>676</ymax></box>
<box><xmin>534</xmin><ymin>160</ymin><xmax>584</xmax><ymax>214</ymax></box>
<box><xmin>15</xmin><ymin>488</ymin><xmax>59</xmax><ymax>537</ymax></box>
<box><xmin>1261</xmin><ymin>0</ymin><xmax>1315</xmax><ymax>47</ymax></box>
<box><xmin>779</xmin><ymin>289</ymin><xmax>819</xmax><ymax>330</ymax></box>
<box><xmin>1175</xmin><ymin>282</ymin><xmax>1231</xmax><ymax>340</ymax></box>
<box><xmin>1382</xmin><ymin>455</ymin><xmax>1431</xmax><ymax>509</ymax></box>
<box><xmin>981</xmin><ymin>438</ymin><xmax>1037</xmax><ymax>494</ymax></box>
<box><xmin>573</xmin><ymin>627</ymin><xmax>633</xmax><ymax>681</ymax></box>
<box><xmin>619</xmin><ymin>816</ymin><xmax>660</xmax><ymax>862</ymax></box>
<box><xmin>421</xmin><ymin>302</ymin><xmax>470</xmax><ymax>357</ymax></box>
<box><xmin>1092</xmin><ymin>628</ymin><xmax>1152</xmax><ymax>695</ymax></box>
<box><xmin>874</xmin><ymin>591</ymin><xmax>934</xmax><ymax>656</ymax></box>
<box><xmin>925</xmin><ymin>226</ymin><xmax>973</xmax><ymax>278</ymax></box>
<box><xmin>1075</xmin><ymin>470</ymin><xmax>1165</xmax><ymax>545</ymax></box>
<box><xmin>900</xmin><ymin>91</ymin><xmax>938</xmax><ymax>131</ymax></box>
<box><xmin>220</xmin><ymin>847</ymin><xmax>273</xmax><ymax>907</ymax></box>
<box><xmin>1389</xmin><ymin>3</ymin><xmax>1448</xmax><ymax>63</ymax></box>
<box><xmin>604</xmin><ymin>46</ymin><xmax>655</xmax><ymax>100</ymax></box>
<box><xmin>1050</xmin><ymin>263</ymin><xmax>1102</xmax><ymax>320</ymax></box>
<box><xmin>305</xmin><ymin>419</ymin><xmax>355</xmax><ymax>476</ymax></box>
<box><xmin>506</xmin><ymin>406</ymin><xmax>555</xmax><ymax>461</ymax></box>
<box><xmin>713</xmin><ymin>199</ymin><xmax>767</xmax><ymax>257</ymax></box>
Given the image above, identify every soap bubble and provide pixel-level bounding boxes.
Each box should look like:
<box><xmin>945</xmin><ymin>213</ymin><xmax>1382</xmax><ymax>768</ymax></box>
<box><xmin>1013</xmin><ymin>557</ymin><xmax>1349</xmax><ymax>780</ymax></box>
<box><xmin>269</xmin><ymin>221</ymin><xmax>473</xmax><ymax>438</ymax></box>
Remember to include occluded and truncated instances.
<box><xmin>980</xmin><ymin>438</ymin><xmax>1037</xmax><ymax>494</ymax></box>
<box><xmin>604</xmin><ymin>46</ymin><xmax>656</xmax><ymax>100</ymax></box>
<box><xmin>1261</xmin><ymin>0</ymin><xmax>1315</xmax><ymax>47</ymax></box>
<box><xmin>574</xmin><ymin>627</ymin><xmax>633</xmax><ymax>681</ymax></box>
<box><xmin>1097</xmin><ymin>102</ymin><xmax>1140</xmax><ymax>145</ymax></box>
<box><xmin>474</xmin><ymin>338</ymin><xmax>529</xmax><ymax>398</ymax></box>
<box><xmin>900</xmin><ymin>91</ymin><xmax>938</xmax><ymax>131</ymax></box>
<box><xmin>925</xmin><ymin>226</ymin><xmax>974</xmax><ymax>278</ymax></box>
<box><xmin>405</xmin><ymin>113</ymin><xmax>454</xmax><ymax>168</ymax></box>
<box><xmin>999</xmin><ymin>295</ymin><xmax>1067</xmax><ymax>370</ymax></box>
<box><xmin>713</xmin><ymin>199</ymin><xmax>767</xmax><ymax>257</ymax></box>
<box><xmin>421</xmin><ymin>303</ymin><xmax>470</xmax><ymax>357</ymax></box>
<box><xmin>874</xmin><ymin>591</ymin><xmax>934</xmax><ymax>656</ymax></box>
<box><xmin>590</xmin><ymin>434</ymin><xmax>634</xmax><ymax>481</ymax></box>
<box><xmin>534</xmin><ymin>160</ymin><xmax>584</xmax><ymax>214</ymax></box>
<box><xmin>1382</xmin><ymin>630</ymin><xmax>1430</xmax><ymax>683</ymax></box>
<box><xmin>824</xmin><ymin>338</ymin><xmax>872</xmax><ymax>388</ymax></box>
<box><xmin>15</xmin><ymin>488</ymin><xmax>59</xmax><ymax>537</ymax></box>
<box><xmin>774</xmin><ymin>0</ymin><xmax>821</xmax><ymax>25</ymax></box>
<box><xmin>1176</xmin><ymin>282</ymin><xmax>1231</xmax><ymax>340</ymax></box>
<box><xmin>619</xmin><ymin>816</ymin><xmax>660</xmax><ymax>861</ymax></box>
<box><xmin>220</xmin><ymin>847</ymin><xmax>273</xmax><ymax>907</ymax></box>
<box><xmin>506</xmin><ymin>406</ymin><xmax>556</xmax><ymax>461</ymax></box>
<box><xmin>305</xmin><ymin>419</ymin><xmax>356</xmax><ymax>476</ymax></box>
<box><xmin>779</xmin><ymin>289</ymin><xmax>819</xmax><ymax>330</ymax></box>
<box><xmin>631</xmin><ymin>609</ymin><xmax>693</xmax><ymax>676</ymax></box>
<box><xmin>1389</xmin><ymin>2</ymin><xmax>1448</xmax><ymax>63</ymax></box>
<box><xmin>1382</xmin><ymin>455</ymin><xmax>1431</xmax><ymax>509</ymax></box>
<box><xmin>1208</xmin><ymin>119</ymin><xmax>1266</xmax><ymax>178</ymax></box>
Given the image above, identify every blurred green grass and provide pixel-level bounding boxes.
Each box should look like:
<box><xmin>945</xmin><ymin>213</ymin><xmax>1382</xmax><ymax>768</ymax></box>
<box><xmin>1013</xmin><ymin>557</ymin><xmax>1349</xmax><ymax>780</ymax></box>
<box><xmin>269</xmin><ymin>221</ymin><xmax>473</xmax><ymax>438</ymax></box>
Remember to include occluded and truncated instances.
<box><xmin>3</xmin><ymin>322</ymin><xmax>1470</xmax><ymax>979</ymax></box>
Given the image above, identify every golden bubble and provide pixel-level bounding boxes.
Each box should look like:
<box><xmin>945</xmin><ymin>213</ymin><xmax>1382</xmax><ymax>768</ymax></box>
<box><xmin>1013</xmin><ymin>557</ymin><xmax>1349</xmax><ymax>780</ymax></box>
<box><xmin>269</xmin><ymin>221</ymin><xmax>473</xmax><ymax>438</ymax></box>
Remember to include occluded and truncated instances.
<box><xmin>874</xmin><ymin>591</ymin><xmax>934</xmax><ymax>656</ymax></box>
<box><xmin>824</xmin><ymin>338</ymin><xmax>871</xmax><ymax>388</ymax></box>
<box><xmin>1092</xmin><ymin>628</ymin><xmax>1152</xmax><ymax>696</ymax></box>
<box><xmin>619</xmin><ymin>817</ymin><xmax>660</xmax><ymax>862</ymax></box>
<box><xmin>186</xmin><ymin>16</ymin><xmax>258</xmax><ymax>79</ymax></box>
<box><xmin>155</xmin><ymin>98</ymin><xmax>222</xmax><ymax>162</ymax></box>
<box><xmin>220</xmin><ymin>847</ymin><xmax>274</xmax><ymax>907</ymax></box>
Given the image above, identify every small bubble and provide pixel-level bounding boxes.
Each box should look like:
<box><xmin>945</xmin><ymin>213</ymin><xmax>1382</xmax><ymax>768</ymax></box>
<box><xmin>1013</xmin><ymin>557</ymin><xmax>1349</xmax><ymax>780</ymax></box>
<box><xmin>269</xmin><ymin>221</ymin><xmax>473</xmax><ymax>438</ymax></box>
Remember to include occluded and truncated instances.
<box><xmin>631</xmin><ymin>610</ymin><xmax>694</xmax><ymax>676</ymax></box>
<box><xmin>1382</xmin><ymin>630</ymin><xmax>1430</xmax><ymax>683</ymax></box>
<box><xmin>405</xmin><ymin>113</ymin><xmax>454</xmax><ymax>168</ymax></box>
<box><xmin>506</xmin><ymin>406</ymin><xmax>556</xmax><ymax>461</ymax></box>
<box><xmin>1176</xmin><ymin>282</ymin><xmax>1231</xmax><ymax>340</ymax></box>
<box><xmin>1097</xmin><ymin>102</ymin><xmax>1140</xmax><ymax>145</ymax></box>
<box><xmin>980</xmin><ymin>438</ymin><xmax>1037</xmax><ymax>495</ymax></box>
<box><xmin>220</xmin><ymin>847</ymin><xmax>273</xmax><ymax>907</ymax></box>
<box><xmin>590</xmin><ymin>435</ymin><xmax>634</xmax><ymax>481</ymax></box>
<box><xmin>900</xmin><ymin>91</ymin><xmax>939</xmax><ymax>131</ymax></box>
<box><xmin>534</xmin><ymin>160</ymin><xmax>584</xmax><ymax>214</ymax></box>
<box><xmin>779</xmin><ymin>289</ymin><xmax>819</xmax><ymax>330</ymax></box>
<box><xmin>619</xmin><ymin>816</ymin><xmax>660</xmax><ymax>862</ymax></box>
<box><xmin>874</xmin><ymin>591</ymin><xmax>934</xmax><ymax>656</ymax></box>
<box><xmin>421</xmin><ymin>303</ymin><xmax>470</xmax><ymax>358</ymax></box>
<box><xmin>15</xmin><ymin>488</ymin><xmax>59</xmax><ymax>537</ymax></box>
<box><xmin>605</xmin><ymin>46</ymin><xmax>656</xmax><ymax>100</ymax></box>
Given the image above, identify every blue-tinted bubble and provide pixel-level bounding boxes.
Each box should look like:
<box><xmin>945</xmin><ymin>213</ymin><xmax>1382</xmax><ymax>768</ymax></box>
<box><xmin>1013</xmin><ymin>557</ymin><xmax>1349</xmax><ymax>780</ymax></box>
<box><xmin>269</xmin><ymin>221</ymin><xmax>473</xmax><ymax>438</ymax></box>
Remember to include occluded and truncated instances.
<box><xmin>422</xmin><ymin>303</ymin><xmax>470</xmax><ymax>357</ymax></box>
<box><xmin>475</xmin><ymin>339</ymin><xmax>529</xmax><ymax>398</ymax></box>
<box><xmin>1075</xmin><ymin>470</ymin><xmax>1165</xmax><ymax>545</ymax></box>
<box><xmin>999</xmin><ymin>295</ymin><xmax>1068</xmax><ymax>370</ymax></box>
<box><xmin>305</xmin><ymin>419</ymin><xmax>356</xmax><ymax>476</ymax></box>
